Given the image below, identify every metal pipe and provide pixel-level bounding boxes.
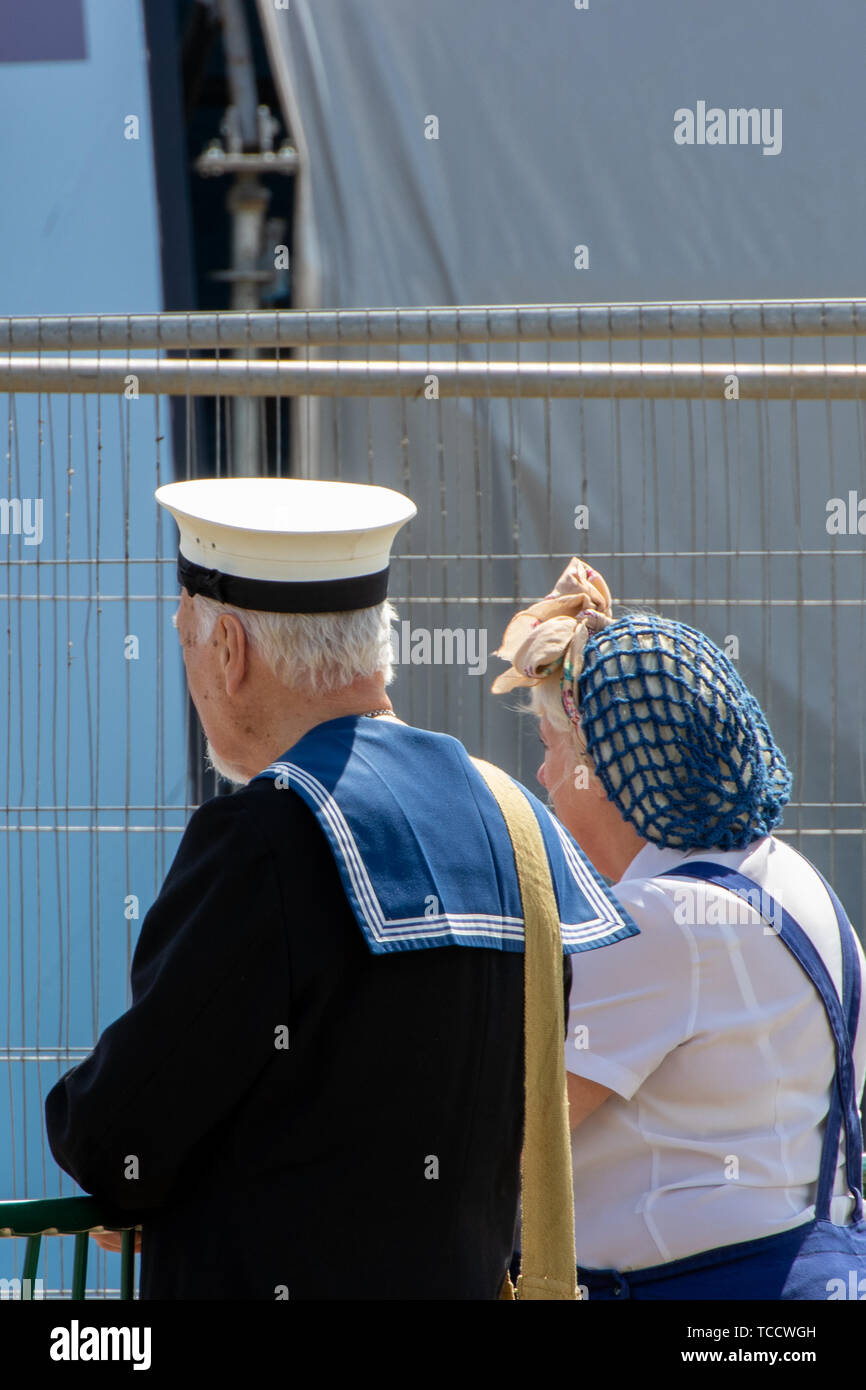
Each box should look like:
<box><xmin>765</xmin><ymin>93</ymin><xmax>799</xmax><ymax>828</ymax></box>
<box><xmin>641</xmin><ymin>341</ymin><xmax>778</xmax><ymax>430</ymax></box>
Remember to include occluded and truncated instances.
<box><xmin>216</xmin><ymin>0</ymin><xmax>258</xmax><ymax>148</ymax></box>
<box><xmin>2</xmin><ymin>300</ymin><xmax>865</xmax><ymax>352</ymax></box>
<box><xmin>214</xmin><ymin>0</ymin><xmax>272</xmax><ymax>474</ymax></box>
<box><xmin>1</xmin><ymin>356</ymin><xmax>865</xmax><ymax>399</ymax></box>
<box><xmin>224</xmin><ymin>176</ymin><xmax>270</xmax><ymax>475</ymax></box>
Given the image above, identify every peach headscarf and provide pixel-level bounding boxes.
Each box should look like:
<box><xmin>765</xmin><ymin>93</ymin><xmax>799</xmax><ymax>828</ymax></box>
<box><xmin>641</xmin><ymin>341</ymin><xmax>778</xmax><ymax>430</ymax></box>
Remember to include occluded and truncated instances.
<box><xmin>490</xmin><ymin>558</ymin><xmax>613</xmax><ymax>728</ymax></box>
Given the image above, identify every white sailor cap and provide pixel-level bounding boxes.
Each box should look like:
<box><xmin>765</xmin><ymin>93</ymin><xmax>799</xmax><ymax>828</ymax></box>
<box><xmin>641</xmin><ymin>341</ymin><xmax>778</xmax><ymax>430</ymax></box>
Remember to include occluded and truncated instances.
<box><xmin>155</xmin><ymin>477</ymin><xmax>416</xmax><ymax>613</ymax></box>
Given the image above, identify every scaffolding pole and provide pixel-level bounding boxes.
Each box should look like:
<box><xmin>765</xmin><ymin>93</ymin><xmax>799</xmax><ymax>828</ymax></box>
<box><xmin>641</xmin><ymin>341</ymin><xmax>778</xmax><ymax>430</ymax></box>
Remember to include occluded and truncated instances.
<box><xmin>1</xmin><ymin>356</ymin><xmax>865</xmax><ymax>399</ymax></box>
<box><xmin>2</xmin><ymin>299</ymin><xmax>866</xmax><ymax>353</ymax></box>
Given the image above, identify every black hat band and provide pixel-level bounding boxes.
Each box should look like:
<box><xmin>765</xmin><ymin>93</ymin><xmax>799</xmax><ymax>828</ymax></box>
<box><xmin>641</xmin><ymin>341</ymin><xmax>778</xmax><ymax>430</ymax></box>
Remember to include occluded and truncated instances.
<box><xmin>177</xmin><ymin>550</ymin><xmax>390</xmax><ymax>613</ymax></box>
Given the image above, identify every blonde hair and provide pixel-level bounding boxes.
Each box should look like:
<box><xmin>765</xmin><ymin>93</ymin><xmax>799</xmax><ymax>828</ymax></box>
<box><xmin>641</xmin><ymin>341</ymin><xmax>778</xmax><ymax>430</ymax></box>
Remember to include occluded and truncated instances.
<box><xmin>528</xmin><ymin>679</ymin><xmax>595</xmax><ymax>768</ymax></box>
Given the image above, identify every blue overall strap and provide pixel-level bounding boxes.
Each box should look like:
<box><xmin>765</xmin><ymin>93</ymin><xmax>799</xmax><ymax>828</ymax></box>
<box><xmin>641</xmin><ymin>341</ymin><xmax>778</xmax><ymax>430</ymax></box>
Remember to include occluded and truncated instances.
<box><xmin>663</xmin><ymin>862</ymin><xmax>863</xmax><ymax>1223</ymax></box>
<box><xmin>808</xmin><ymin>864</ymin><xmax>862</xmax><ymax>1061</ymax></box>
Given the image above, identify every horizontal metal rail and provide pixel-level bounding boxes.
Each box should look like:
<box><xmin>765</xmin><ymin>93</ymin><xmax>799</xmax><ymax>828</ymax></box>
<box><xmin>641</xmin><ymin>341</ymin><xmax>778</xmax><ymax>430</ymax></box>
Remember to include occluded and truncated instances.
<box><xmin>2</xmin><ymin>299</ymin><xmax>866</xmax><ymax>351</ymax></box>
<box><xmin>1</xmin><ymin>356</ymin><xmax>865</xmax><ymax>398</ymax></box>
<box><xmin>0</xmin><ymin>1197</ymin><xmax>140</xmax><ymax>1300</ymax></box>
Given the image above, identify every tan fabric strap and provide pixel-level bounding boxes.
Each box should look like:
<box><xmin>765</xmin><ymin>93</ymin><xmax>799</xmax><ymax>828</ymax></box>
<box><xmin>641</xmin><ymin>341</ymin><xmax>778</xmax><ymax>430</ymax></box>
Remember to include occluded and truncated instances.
<box><xmin>471</xmin><ymin>758</ymin><xmax>579</xmax><ymax>1302</ymax></box>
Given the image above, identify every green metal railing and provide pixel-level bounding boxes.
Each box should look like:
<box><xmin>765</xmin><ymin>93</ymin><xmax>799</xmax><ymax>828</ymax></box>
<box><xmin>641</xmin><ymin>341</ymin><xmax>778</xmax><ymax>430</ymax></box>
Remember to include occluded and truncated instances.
<box><xmin>4</xmin><ymin>1162</ymin><xmax>866</xmax><ymax>1298</ymax></box>
<box><xmin>0</xmin><ymin>1198</ymin><xmax>140</xmax><ymax>1299</ymax></box>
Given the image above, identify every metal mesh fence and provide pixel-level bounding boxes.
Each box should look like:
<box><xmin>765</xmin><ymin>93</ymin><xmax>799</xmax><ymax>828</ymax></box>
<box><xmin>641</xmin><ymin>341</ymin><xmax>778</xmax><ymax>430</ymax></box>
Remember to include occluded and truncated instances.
<box><xmin>1</xmin><ymin>297</ymin><xmax>865</xmax><ymax>1293</ymax></box>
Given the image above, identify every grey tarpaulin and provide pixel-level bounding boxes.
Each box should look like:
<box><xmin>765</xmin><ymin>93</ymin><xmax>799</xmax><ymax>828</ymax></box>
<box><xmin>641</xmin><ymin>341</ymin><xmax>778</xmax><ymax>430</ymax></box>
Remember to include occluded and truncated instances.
<box><xmin>257</xmin><ymin>0</ymin><xmax>866</xmax><ymax>923</ymax></box>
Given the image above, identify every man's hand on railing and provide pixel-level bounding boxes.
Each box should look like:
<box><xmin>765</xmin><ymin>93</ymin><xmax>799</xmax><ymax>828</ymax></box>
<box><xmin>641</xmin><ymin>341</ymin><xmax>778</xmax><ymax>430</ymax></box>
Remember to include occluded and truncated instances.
<box><xmin>90</xmin><ymin>1228</ymin><xmax>142</xmax><ymax>1254</ymax></box>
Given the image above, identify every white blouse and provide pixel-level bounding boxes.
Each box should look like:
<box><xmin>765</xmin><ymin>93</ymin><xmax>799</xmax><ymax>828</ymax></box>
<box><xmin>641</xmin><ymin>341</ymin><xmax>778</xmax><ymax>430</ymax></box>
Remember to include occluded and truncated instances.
<box><xmin>566</xmin><ymin>835</ymin><xmax>866</xmax><ymax>1272</ymax></box>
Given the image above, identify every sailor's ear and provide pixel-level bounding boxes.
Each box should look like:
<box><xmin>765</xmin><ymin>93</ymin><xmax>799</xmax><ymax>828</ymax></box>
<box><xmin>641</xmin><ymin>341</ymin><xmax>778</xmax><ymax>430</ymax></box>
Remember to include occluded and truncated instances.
<box><xmin>219</xmin><ymin>612</ymin><xmax>248</xmax><ymax>695</ymax></box>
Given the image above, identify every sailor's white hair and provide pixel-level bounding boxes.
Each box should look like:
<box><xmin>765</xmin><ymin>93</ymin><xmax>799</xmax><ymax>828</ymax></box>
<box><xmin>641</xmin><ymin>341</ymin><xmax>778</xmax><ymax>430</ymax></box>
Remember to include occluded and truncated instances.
<box><xmin>189</xmin><ymin>592</ymin><xmax>396</xmax><ymax>693</ymax></box>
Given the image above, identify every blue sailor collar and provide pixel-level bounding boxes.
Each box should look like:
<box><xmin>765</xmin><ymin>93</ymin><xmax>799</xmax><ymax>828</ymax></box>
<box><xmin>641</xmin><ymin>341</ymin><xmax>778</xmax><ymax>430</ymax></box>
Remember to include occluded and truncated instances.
<box><xmin>253</xmin><ymin>715</ymin><xmax>638</xmax><ymax>956</ymax></box>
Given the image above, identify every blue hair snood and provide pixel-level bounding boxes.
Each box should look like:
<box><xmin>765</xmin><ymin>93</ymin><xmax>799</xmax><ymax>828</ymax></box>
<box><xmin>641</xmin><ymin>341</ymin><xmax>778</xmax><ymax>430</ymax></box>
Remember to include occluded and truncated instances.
<box><xmin>576</xmin><ymin>615</ymin><xmax>791</xmax><ymax>851</ymax></box>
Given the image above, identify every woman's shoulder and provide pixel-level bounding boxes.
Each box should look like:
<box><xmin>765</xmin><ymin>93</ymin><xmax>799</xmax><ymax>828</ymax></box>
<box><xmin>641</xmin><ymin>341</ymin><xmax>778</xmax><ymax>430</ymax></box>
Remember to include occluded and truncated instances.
<box><xmin>617</xmin><ymin>835</ymin><xmax>826</xmax><ymax>906</ymax></box>
<box><xmin>610</xmin><ymin>836</ymin><xmax>803</xmax><ymax>937</ymax></box>
<box><xmin>614</xmin><ymin>835</ymin><xmax>851</xmax><ymax>968</ymax></box>
<box><xmin>609</xmin><ymin>871</ymin><xmax>703</xmax><ymax>951</ymax></box>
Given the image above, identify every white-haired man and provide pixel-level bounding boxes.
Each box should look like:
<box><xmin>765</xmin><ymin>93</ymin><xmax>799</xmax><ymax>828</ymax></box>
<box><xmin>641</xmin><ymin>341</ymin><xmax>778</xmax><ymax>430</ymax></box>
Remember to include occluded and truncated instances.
<box><xmin>45</xmin><ymin>478</ymin><xmax>636</xmax><ymax>1301</ymax></box>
